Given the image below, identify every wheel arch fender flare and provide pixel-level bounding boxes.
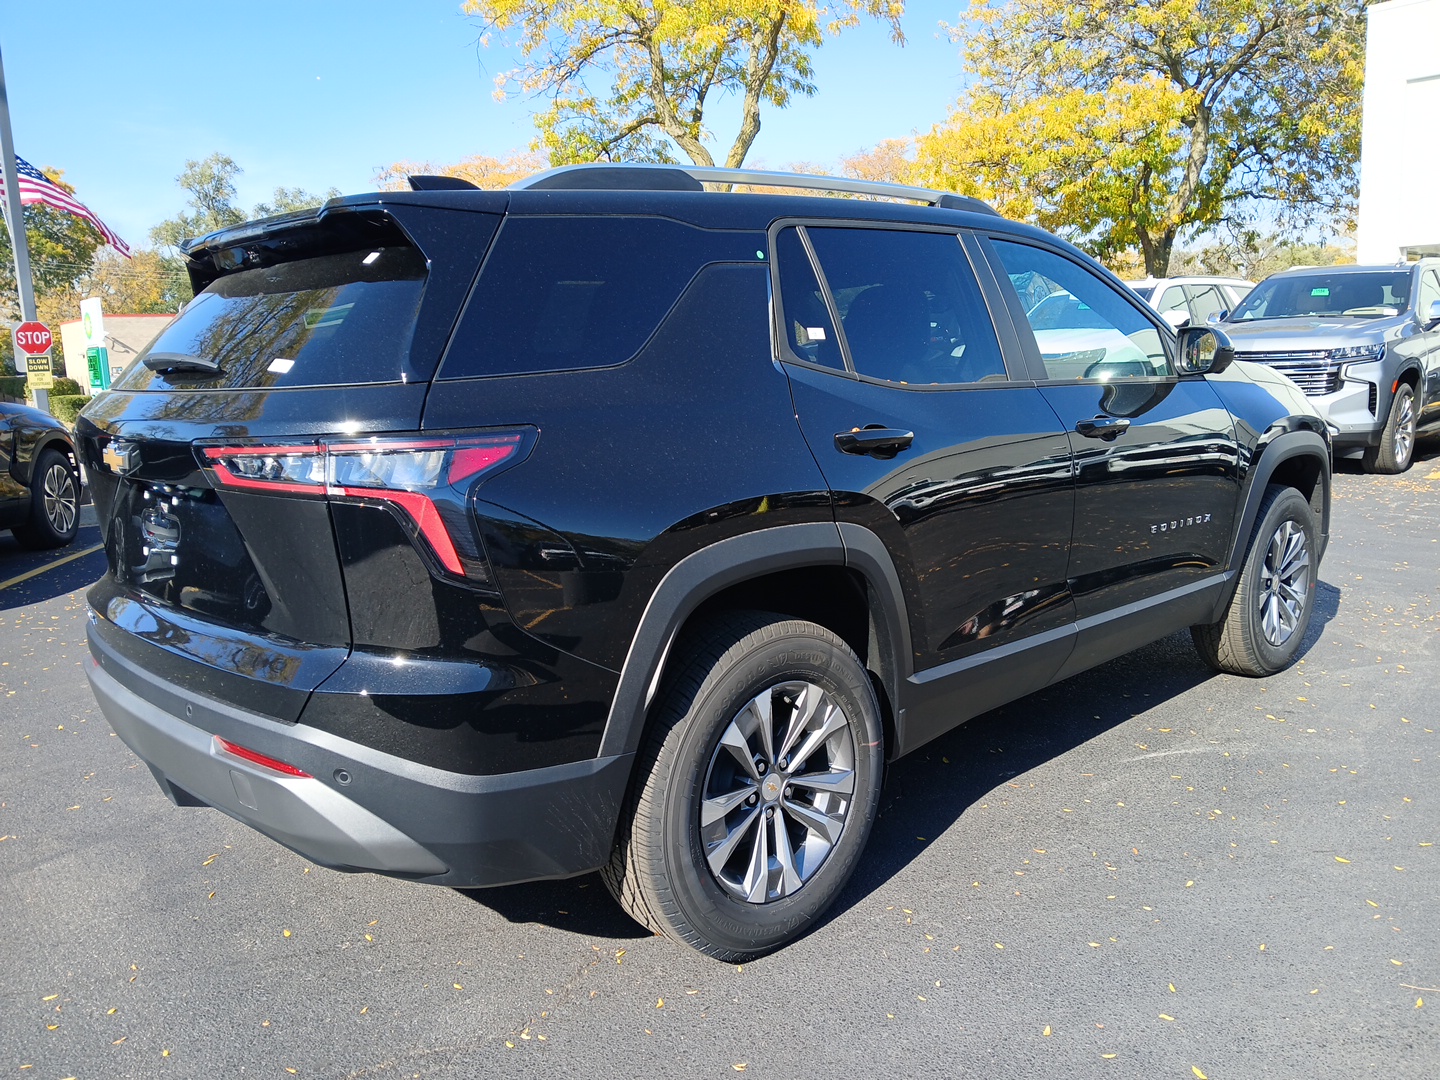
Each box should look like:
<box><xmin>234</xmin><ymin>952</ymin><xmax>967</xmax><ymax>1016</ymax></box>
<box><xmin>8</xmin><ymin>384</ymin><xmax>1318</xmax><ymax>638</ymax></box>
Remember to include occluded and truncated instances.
<box><xmin>14</xmin><ymin>431</ymin><xmax>77</xmax><ymax>487</ymax></box>
<box><xmin>596</xmin><ymin>522</ymin><xmax>914</xmax><ymax>760</ymax></box>
<box><xmin>1224</xmin><ymin>427</ymin><xmax>1330</xmax><ymax>586</ymax></box>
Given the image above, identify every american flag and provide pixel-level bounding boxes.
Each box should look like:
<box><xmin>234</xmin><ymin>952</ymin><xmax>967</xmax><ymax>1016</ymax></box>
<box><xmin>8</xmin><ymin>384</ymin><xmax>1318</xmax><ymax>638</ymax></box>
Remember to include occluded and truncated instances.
<box><xmin>1</xmin><ymin>155</ymin><xmax>131</xmax><ymax>257</ymax></box>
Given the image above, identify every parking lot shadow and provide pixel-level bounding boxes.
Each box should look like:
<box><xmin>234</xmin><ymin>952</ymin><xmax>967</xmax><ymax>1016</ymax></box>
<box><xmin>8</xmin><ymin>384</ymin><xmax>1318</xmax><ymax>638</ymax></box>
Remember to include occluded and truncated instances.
<box><xmin>0</xmin><ymin>528</ymin><xmax>106</xmax><ymax>611</ymax></box>
<box><xmin>455</xmin><ymin>578</ymin><xmax>1339</xmax><ymax>944</ymax></box>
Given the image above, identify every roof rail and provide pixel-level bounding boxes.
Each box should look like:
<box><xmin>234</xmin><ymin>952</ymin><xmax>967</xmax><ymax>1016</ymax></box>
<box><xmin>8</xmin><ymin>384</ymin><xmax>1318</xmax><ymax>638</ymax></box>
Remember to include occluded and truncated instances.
<box><xmin>511</xmin><ymin>163</ymin><xmax>999</xmax><ymax>216</ymax></box>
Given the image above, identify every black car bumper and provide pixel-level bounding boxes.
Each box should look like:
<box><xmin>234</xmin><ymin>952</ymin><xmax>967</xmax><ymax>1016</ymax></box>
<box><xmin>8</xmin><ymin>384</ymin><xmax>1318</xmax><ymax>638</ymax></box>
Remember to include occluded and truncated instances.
<box><xmin>86</xmin><ymin>625</ymin><xmax>632</xmax><ymax>888</ymax></box>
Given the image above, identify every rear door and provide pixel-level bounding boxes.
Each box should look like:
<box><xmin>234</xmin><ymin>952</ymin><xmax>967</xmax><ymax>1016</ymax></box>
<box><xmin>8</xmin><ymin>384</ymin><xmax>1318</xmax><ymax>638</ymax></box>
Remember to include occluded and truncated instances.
<box><xmin>978</xmin><ymin>236</ymin><xmax>1242</xmax><ymax>672</ymax></box>
<box><xmin>774</xmin><ymin>222</ymin><xmax>1076</xmax><ymax>753</ymax></box>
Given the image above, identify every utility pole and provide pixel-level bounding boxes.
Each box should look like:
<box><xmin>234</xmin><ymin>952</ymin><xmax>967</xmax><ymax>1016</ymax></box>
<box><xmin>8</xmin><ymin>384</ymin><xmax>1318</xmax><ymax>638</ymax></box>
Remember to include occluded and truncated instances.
<box><xmin>0</xmin><ymin>41</ymin><xmax>50</xmax><ymax>413</ymax></box>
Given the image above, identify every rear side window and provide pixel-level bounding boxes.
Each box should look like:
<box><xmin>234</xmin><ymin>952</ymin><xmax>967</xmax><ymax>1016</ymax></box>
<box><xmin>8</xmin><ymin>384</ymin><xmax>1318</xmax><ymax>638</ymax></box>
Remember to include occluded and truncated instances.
<box><xmin>440</xmin><ymin>216</ymin><xmax>756</xmax><ymax>379</ymax></box>
<box><xmin>775</xmin><ymin>227</ymin><xmax>843</xmax><ymax>370</ymax></box>
<box><xmin>116</xmin><ymin>246</ymin><xmax>428</xmax><ymax>390</ymax></box>
<box><xmin>804</xmin><ymin>227</ymin><xmax>1006</xmax><ymax>386</ymax></box>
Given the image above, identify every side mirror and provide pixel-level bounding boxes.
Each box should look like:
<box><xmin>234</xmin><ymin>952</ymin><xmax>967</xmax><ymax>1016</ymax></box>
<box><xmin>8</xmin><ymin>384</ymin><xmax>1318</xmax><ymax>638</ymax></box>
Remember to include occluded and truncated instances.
<box><xmin>1161</xmin><ymin>309</ymin><xmax>1190</xmax><ymax>330</ymax></box>
<box><xmin>1206</xmin><ymin>310</ymin><xmax>1227</xmax><ymax>325</ymax></box>
<box><xmin>1176</xmin><ymin>325</ymin><xmax>1236</xmax><ymax>376</ymax></box>
<box><xmin>1426</xmin><ymin>299</ymin><xmax>1440</xmax><ymax>326</ymax></box>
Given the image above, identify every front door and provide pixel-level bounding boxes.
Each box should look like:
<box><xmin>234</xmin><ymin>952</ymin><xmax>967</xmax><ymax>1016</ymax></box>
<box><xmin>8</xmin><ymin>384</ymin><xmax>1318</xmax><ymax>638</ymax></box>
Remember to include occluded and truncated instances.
<box><xmin>978</xmin><ymin>237</ymin><xmax>1242</xmax><ymax>671</ymax></box>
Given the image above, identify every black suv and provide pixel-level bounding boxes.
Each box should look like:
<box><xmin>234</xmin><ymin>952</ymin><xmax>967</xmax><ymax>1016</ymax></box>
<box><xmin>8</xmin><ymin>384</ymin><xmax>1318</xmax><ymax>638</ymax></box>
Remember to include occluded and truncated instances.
<box><xmin>77</xmin><ymin>165</ymin><xmax>1331</xmax><ymax>959</ymax></box>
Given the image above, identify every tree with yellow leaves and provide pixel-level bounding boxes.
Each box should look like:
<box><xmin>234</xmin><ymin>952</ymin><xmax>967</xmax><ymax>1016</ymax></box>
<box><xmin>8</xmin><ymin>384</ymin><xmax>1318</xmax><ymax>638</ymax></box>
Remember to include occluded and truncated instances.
<box><xmin>911</xmin><ymin>0</ymin><xmax>1366</xmax><ymax>276</ymax></box>
<box><xmin>464</xmin><ymin>0</ymin><xmax>903</xmax><ymax>168</ymax></box>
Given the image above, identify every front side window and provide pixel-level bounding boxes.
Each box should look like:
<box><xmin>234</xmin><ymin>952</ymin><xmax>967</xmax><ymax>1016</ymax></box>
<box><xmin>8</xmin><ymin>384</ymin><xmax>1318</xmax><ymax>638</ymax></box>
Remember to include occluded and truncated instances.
<box><xmin>802</xmin><ymin>227</ymin><xmax>1006</xmax><ymax>386</ymax></box>
<box><xmin>991</xmin><ymin>240</ymin><xmax>1171</xmax><ymax>380</ymax></box>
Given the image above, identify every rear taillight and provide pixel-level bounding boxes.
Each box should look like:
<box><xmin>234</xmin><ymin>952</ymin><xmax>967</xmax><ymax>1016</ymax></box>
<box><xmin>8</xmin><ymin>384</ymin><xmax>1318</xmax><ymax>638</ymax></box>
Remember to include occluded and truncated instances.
<box><xmin>201</xmin><ymin>431</ymin><xmax>530</xmax><ymax>577</ymax></box>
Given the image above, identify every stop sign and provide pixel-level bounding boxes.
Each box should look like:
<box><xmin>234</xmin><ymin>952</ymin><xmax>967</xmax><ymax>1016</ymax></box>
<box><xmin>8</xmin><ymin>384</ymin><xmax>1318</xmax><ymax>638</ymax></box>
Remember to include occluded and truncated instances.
<box><xmin>14</xmin><ymin>321</ymin><xmax>53</xmax><ymax>356</ymax></box>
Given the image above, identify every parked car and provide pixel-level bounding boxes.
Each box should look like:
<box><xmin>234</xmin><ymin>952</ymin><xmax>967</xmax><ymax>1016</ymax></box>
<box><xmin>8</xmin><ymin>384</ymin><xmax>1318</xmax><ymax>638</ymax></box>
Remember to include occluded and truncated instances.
<box><xmin>77</xmin><ymin>165</ymin><xmax>1332</xmax><ymax>960</ymax></box>
<box><xmin>1127</xmin><ymin>276</ymin><xmax>1254</xmax><ymax>329</ymax></box>
<box><xmin>1</xmin><ymin>399</ymin><xmax>81</xmax><ymax>549</ymax></box>
<box><xmin>1221</xmin><ymin>261</ymin><xmax>1440</xmax><ymax>473</ymax></box>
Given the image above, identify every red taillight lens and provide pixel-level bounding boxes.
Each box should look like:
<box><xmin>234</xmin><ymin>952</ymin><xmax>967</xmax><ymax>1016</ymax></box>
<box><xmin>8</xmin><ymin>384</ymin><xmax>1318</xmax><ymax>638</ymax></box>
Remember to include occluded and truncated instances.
<box><xmin>201</xmin><ymin>431</ymin><xmax>529</xmax><ymax>577</ymax></box>
<box><xmin>214</xmin><ymin>736</ymin><xmax>311</xmax><ymax>778</ymax></box>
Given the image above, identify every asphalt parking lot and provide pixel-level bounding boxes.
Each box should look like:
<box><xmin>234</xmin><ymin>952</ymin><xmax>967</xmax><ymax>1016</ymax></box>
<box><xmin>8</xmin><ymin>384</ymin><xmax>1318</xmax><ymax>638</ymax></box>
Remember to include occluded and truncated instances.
<box><xmin>3</xmin><ymin>446</ymin><xmax>1437</xmax><ymax>1080</ymax></box>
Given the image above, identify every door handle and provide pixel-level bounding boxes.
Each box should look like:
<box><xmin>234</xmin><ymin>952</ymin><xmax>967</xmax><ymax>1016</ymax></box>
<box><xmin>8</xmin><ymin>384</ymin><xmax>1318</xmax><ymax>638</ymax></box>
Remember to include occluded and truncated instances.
<box><xmin>1074</xmin><ymin>415</ymin><xmax>1130</xmax><ymax>441</ymax></box>
<box><xmin>834</xmin><ymin>425</ymin><xmax>915</xmax><ymax>458</ymax></box>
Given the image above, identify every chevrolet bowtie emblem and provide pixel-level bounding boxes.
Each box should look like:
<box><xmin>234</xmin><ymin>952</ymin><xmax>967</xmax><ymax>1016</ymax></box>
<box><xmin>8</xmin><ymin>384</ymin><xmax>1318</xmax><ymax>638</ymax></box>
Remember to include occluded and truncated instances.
<box><xmin>102</xmin><ymin>439</ymin><xmax>137</xmax><ymax>475</ymax></box>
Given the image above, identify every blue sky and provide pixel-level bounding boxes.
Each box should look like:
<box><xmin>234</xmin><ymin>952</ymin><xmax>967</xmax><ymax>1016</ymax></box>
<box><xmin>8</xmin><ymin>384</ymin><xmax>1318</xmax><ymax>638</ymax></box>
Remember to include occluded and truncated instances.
<box><xmin>2</xmin><ymin>1</ymin><xmax>969</xmax><ymax>251</ymax></box>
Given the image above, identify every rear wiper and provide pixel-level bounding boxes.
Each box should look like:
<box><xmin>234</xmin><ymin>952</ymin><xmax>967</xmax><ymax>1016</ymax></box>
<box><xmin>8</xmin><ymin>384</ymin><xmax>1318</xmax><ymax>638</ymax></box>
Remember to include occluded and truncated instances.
<box><xmin>143</xmin><ymin>351</ymin><xmax>223</xmax><ymax>375</ymax></box>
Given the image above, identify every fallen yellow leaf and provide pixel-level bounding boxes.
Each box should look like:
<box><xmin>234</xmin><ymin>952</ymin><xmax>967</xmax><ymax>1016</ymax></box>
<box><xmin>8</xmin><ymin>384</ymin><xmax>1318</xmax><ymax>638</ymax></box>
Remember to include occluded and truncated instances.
<box><xmin>1185</xmin><ymin>880</ymin><xmax>1194</xmax><ymax>888</ymax></box>
<box><xmin>42</xmin><ymin>995</ymin><xmax>58</xmax><ymax>1002</ymax></box>
<box><xmin>733</xmin><ymin>1066</ymin><xmax>748</xmax><ymax>1073</ymax></box>
<box><xmin>656</xmin><ymin>998</ymin><xmax>664</xmax><ymax>1008</ymax></box>
<box><xmin>1042</xmin><ymin>1025</ymin><xmax>1052</xmax><ymax>1037</ymax></box>
<box><xmin>285</xmin><ymin>1069</ymin><xmax>297</xmax><ymax>1075</ymax></box>
<box><xmin>1169</xmin><ymin>984</ymin><xmax>1176</xmax><ymax>993</ymax></box>
<box><xmin>1335</xmin><ymin>856</ymin><xmax>1351</xmax><ymax>864</ymax></box>
<box><xmin>1418</xmin><ymin>998</ymin><xmax>1425</xmax><ymax>1009</ymax></box>
<box><xmin>112</xmin><ymin>1037</ymin><xmax>126</xmax><ymax>1045</ymax></box>
<box><xmin>1159</xmin><ymin>1013</ymin><xmax>1175</xmax><ymax>1022</ymax></box>
<box><xmin>282</xmin><ymin>929</ymin><xmax>292</xmax><ymax>938</ymax></box>
<box><xmin>454</xmin><ymin>984</ymin><xmax>464</xmax><ymax>991</ymax></box>
<box><xmin>1102</xmin><ymin>1053</ymin><xmax>1117</xmax><ymax>1059</ymax></box>
<box><xmin>1193</xmin><ymin>1068</ymin><xmax>1208</xmax><ymax>1079</ymax></box>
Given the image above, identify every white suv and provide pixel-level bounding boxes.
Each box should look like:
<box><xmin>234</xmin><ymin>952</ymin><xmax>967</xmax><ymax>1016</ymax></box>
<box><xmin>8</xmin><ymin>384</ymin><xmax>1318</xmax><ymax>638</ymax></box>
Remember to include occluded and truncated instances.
<box><xmin>1127</xmin><ymin>276</ymin><xmax>1254</xmax><ymax>329</ymax></box>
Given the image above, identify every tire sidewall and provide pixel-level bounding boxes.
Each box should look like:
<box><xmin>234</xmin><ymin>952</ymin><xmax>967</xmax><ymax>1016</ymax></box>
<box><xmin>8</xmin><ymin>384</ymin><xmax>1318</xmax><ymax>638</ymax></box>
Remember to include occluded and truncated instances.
<box><xmin>1238</xmin><ymin>487</ymin><xmax>1317</xmax><ymax>673</ymax></box>
<box><xmin>1389</xmin><ymin>384</ymin><xmax>1415</xmax><ymax>472</ymax></box>
<box><xmin>655</xmin><ymin>629</ymin><xmax>883</xmax><ymax>956</ymax></box>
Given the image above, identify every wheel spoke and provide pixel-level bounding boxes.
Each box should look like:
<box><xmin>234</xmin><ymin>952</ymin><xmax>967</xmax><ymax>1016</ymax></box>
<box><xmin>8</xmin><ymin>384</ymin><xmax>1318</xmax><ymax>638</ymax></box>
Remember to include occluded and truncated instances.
<box><xmin>781</xmin><ymin>797</ymin><xmax>845</xmax><ymax>847</ymax></box>
<box><xmin>718</xmin><ymin>720</ymin><xmax>761</xmax><ymax>781</ymax></box>
<box><xmin>747</xmin><ymin>690</ymin><xmax>775</xmax><ymax>765</ymax></box>
<box><xmin>776</xmin><ymin>682</ymin><xmax>822</xmax><ymax>763</ymax></box>
<box><xmin>741</xmin><ymin>811</ymin><xmax>771</xmax><ymax>903</ymax></box>
<box><xmin>787</xmin><ymin>767</ymin><xmax>855</xmax><ymax>797</ymax></box>
<box><xmin>705</xmin><ymin>805</ymin><xmax>761</xmax><ymax>876</ymax></box>
<box><xmin>786</xmin><ymin>702</ymin><xmax>848</xmax><ymax>771</ymax></box>
<box><xmin>771</xmin><ymin>813</ymin><xmax>804</xmax><ymax>896</ymax></box>
<box><xmin>701</xmin><ymin>784</ymin><xmax>755</xmax><ymax>828</ymax></box>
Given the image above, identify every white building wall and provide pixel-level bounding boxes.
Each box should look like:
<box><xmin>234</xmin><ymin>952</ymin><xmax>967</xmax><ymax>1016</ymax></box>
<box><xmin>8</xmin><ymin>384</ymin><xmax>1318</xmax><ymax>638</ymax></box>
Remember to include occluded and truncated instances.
<box><xmin>1357</xmin><ymin>0</ymin><xmax>1440</xmax><ymax>263</ymax></box>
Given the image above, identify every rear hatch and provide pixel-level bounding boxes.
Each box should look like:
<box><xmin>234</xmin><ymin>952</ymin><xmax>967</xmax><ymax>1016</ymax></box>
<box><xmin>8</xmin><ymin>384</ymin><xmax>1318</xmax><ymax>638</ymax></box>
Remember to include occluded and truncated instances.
<box><xmin>78</xmin><ymin>193</ymin><xmax>504</xmax><ymax>721</ymax></box>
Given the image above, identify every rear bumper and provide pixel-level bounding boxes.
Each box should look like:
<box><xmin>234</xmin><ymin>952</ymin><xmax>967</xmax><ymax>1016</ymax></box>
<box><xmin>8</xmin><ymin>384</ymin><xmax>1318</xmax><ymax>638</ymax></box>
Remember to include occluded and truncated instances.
<box><xmin>86</xmin><ymin>626</ymin><xmax>633</xmax><ymax>887</ymax></box>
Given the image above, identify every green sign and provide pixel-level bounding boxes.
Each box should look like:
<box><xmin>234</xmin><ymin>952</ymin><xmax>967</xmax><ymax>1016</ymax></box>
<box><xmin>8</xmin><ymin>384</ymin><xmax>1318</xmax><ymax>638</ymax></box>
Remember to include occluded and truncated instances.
<box><xmin>86</xmin><ymin>346</ymin><xmax>111</xmax><ymax>390</ymax></box>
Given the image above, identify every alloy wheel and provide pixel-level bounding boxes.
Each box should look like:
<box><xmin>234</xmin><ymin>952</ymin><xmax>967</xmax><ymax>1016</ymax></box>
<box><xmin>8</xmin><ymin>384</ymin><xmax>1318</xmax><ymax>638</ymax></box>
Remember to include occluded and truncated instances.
<box><xmin>1394</xmin><ymin>391</ymin><xmax>1415</xmax><ymax>466</ymax></box>
<box><xmin>1257</xmin><ymin>519</ymin><xmax>1310</xmax><ymax>647</ymax></box>
<box><xmin>42</xmin><ymin>462</ymin><xmax>78</xmax><ymax>535</ymax></box>
<box><xmin>700</xmin><ymin>680</ymin><xmax>857</xmax><ymax>904</ymax></box>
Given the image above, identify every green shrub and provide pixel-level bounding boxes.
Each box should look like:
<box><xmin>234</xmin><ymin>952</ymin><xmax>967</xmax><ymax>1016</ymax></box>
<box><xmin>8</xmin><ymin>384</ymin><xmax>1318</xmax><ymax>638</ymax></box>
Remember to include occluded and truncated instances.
<box><xmin>51</xmin><ymin>376</ymin><xmax>85</xmax><ymax>396</ymax></box>
<box><xmin>47</xmin><ymin>394</ymin><xmax>90</xmax><ymax>427</ymax></box>
<box><xmin>0</xmin><ymin>375</ymin><xmax>26</xmax><ymax>400</ymax></box>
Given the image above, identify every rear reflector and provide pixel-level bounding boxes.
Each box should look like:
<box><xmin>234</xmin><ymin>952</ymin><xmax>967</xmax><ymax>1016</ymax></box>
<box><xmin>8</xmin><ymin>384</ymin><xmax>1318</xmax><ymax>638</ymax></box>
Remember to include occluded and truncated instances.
<box><xmin>201</xmin><ymin>431</ymin><xmax>529</xmax><ymax>578</ymax></box>
<box><xmin>214</xmin><ymin>736</ymin><xmax>311</xmax><ymax>778</ymax></box>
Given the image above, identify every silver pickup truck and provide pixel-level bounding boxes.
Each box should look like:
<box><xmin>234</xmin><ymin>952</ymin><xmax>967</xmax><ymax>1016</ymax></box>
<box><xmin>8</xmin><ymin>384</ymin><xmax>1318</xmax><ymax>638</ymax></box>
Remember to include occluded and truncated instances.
<box><xmin>1221</xmin><ymin>261</ymin><xmax>1440</xmax><ymax>473</ymax></box>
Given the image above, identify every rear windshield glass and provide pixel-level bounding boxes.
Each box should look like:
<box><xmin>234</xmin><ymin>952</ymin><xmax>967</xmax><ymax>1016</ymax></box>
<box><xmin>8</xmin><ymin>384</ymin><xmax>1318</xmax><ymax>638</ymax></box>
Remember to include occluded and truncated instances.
<box><xmin>1231</xmin><ymin>271</ymin><xmax>1411</xmax><ymax>320</ymax></box>
<box><xmin>114</xmin><ymin>246</ymin><xmax>427</xmax><ymax>390</ymax></box>
<box><xmin>439</xmin><ymin>216</ymin><xmax>755</xmax><ymax>379</ymax></box>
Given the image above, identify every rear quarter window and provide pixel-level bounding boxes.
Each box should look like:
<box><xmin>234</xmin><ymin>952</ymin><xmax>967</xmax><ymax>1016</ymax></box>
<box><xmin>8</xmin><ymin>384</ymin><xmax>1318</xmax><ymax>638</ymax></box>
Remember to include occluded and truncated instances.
<box><xmin>438</xmin><ymin>216</ymin><xmax>761</xmax><ymax>379</ymax></box>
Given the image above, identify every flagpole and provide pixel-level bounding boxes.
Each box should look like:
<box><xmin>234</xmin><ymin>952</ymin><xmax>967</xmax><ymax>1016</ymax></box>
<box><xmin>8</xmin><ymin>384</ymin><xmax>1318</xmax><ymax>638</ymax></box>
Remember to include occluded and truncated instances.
<box><xmin>0</xmin><ymin>41</ymin><xmax>49</xmax><ymax>413</ymax></box>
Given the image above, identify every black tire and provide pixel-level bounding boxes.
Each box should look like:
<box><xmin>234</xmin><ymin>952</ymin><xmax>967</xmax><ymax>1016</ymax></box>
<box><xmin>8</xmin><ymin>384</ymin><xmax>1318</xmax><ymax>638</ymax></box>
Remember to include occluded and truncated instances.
<box><xmin>12</xmin><ymin>448</ymin><xmax>80</xmax><ymax>550</ymax></box>
<box><xmin>1362</xmin><ymin>382</ymin><xmax>1416</xmax><ymax>474</ymax></box>
<box><xmin>602</xmin><ymin>611</ymin><xmax>884</xmax><ymax>960</ymax></box>
<box><xmin>1192</xmin><ymin>484</ymin><xmax>1316</xmax><ymax>677</ymax></box>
